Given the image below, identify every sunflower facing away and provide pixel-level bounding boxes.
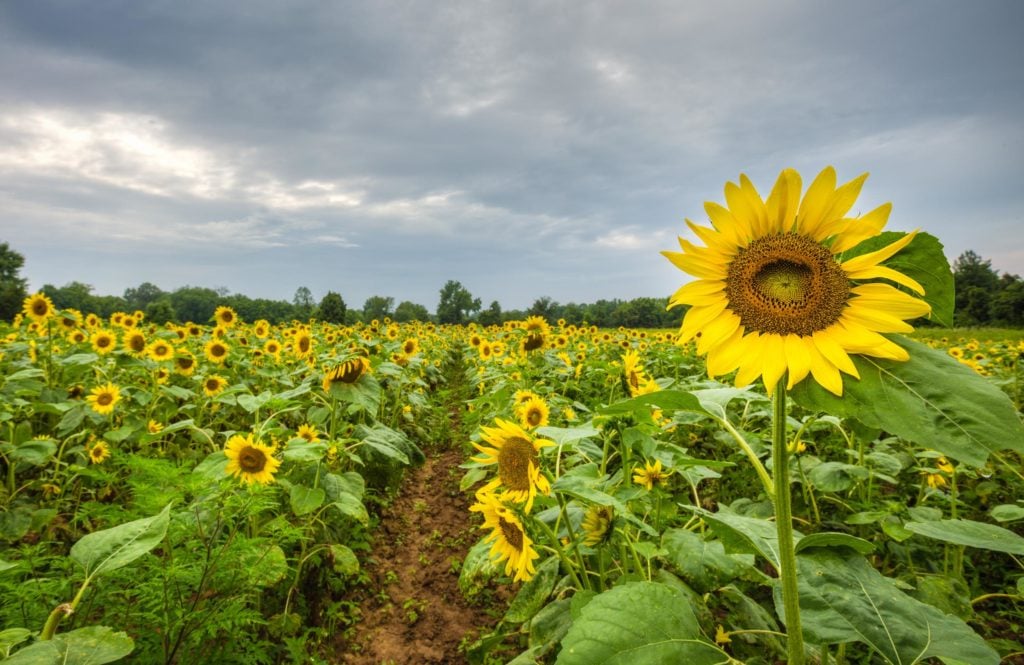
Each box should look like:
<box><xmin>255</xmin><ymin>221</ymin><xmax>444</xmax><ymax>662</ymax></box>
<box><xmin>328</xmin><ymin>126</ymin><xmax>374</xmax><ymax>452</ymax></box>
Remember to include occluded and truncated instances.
<box><xmin>470</xmin><ymin>492</ymin><xmax>540</xmax><ymax>582</ymax></box>
<box><xmin>87</xmin><ymin>382</ymin><xmax>122</xmax><ymax>415</ymax></box>
<box><xmin>224</xmin><ymin>433</ymin><xmax>281</xmax><ymax>485</ymax></box>
<box><xmin>472</xmin><ymin>419</ymin><xmax>554</xmax><ymax>513</ymax></box>
<box><xmin>322</xmin><ymin>356</ymin><xmax>371</xmax><ymax>391</ymax></box>
<box><xmin>663</xmin><ymin>166</ymin><xmax>931</xmax><ymax>396</ymax></box>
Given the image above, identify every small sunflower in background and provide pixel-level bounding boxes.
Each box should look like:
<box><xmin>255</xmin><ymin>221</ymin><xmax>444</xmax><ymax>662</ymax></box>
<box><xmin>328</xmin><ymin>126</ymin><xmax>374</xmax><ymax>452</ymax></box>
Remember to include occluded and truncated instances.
<box><xmin>632</xmin><ymin>459</ymin><xmax>671</xmax><ymax>491</ymax></box>
<box><xmin>296</xmin><ymin>424</ymin><xmax>320</xmax><ymax>443</ymax></box>
<box><xmin>174</xmin><ymin>350</ymin><xmax>197</xmax><ymax>376</ymax></box>
<box><xmin>516</xmin><ymin>395</ymin><xmax>549</xmax><ymax>430</ymax></box>
<box><xmin>202</xmin><ymin>375</ymin><xmax>228</xmax><ymax>397</ymax></box>
<box><xmin>90</xmin><ymin>329</ymin><xmax>117</xmax><ymax>355</ymax></box>
<box><xmin>293</xmin><ymin>329</ymin><xmax>314</xmax><ymax>358</ymax></box>
<box><xmin>23</xmin><ymin>293</ymin><xmax>55</xmax><ymax>324</ymax></box>
<box><xmin>470</xmin><ymin>492</ymin><xmax>540</xmax><ymax>582</ymax></box>
<box><xmin>147</xmin><ymin>420</ymin><xmax>164</xmax><ymax>434</ymax></box>
<box><xmin>401</xmin><ymin>337</ymin><xmax>420</xmax><ymax>357</ymax></box>
<box><xmin>87</xmin><ymin>382</ymin><xmax>122</xmax><ymax>416</ymax></box>
<box><xmin>323</xmin><ymin>356</ymin><xmax>371</xmax><ymax>392</ymax></box>
<box><xmin>224</xmin><ymin>433</ymin><xmax>280</xmax><ymax>485</ymax></box>
<box><xmin>581</xmin><ymin>504</ymin><xmax>615</xmax><ymax>547</ymax></box>
<box><xmin>204</xmin><ymin>339</ymin><xmax>230</xmax><ymax>364</ymax></box>
<box><xmin>88</xmin><ymin>440</ymin><xmax>111</xmax><ymax>464</ymax></box>
<box><xmin>123</xmin><ymin>330</ymin><xmax>147</xmax><ymax>356</ymax></box>
<box><xmin>263</xmin><ymin>338</ymin><xmax>282</xmax><ymax>360</ymax></box>
<box><xmin>214</xmin><ymin>305</ymin><xmax>238</xmax><ymax>328</ymax></box>
<box><xmin>663</xmin><ymin>166</ymin><xmax>931</xmax><ymax>396</ymax></box>
<box><xmin>147</xmin><ymin>339</ymin><xmax>174</xmax><ymax>362</ymax></box>
<box><xmin>472</xmin><ymin>419</ymin><xmax>554</xmax><ymax>513</ymax></box>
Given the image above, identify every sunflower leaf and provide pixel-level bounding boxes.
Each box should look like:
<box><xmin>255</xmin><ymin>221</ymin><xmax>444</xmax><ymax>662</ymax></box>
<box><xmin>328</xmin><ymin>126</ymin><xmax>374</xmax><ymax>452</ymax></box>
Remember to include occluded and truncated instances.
<box><xmin>904</xmin><ymin>519</ymin><xmax>1024</xmax><ymax>555</ymax></box>
<box><xmin>554</xmin><ymin>581</ymin><xmax>727</xmax><ymax>665</ymax></box>
<box><xmin>790</xmin><ymin>336</ymin><xmax>1024</xmax><ymax>467</ymax></box>
<box><xmin>842</xmin><ymin>231</ymin><xmax>954</xmax><ymax>327</ymax></box>
<box><xmin>70</xmin><ymin>504</ymin><xmax>171</xmax><ymax>579</ymax></box>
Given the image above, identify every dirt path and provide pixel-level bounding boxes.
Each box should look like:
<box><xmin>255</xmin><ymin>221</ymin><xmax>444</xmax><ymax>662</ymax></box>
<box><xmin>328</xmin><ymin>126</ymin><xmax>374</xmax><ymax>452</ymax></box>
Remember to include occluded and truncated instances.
<box><xmin>337</xmin><ymin>446</ymin><xmax>499</xmax><ymax>664</ymax></box>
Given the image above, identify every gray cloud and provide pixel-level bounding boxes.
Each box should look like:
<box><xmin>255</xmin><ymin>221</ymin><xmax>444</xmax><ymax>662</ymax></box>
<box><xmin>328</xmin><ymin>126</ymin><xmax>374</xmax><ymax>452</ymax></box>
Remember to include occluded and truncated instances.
<box><xmin>1</xmin><ymin>0</ymin><xmax>1022</xmax><ymax>311</ymax></box>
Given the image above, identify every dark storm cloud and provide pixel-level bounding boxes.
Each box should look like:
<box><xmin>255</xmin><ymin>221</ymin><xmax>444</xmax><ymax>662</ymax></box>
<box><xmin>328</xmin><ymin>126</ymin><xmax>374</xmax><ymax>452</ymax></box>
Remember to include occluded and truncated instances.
<box><xmin>1</xmin><ymin>1</ymin><xmax>1022</xmax><ymax>310</ymax></box>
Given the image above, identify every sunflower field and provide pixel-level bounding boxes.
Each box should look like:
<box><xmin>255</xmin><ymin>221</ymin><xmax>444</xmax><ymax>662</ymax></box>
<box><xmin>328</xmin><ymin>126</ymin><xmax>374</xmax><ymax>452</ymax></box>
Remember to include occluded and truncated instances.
<box><xmin>3</xmin><ymin>168</ymin><xmax>1024</xmax><ymax>665</ymax></box>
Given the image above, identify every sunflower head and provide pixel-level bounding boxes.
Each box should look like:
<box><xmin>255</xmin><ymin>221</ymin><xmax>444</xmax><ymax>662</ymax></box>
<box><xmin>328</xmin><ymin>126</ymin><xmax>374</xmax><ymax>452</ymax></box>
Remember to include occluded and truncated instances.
<box><xmin>203</xmin><ymin>374</ymin><xmax>228</xmax><ymax>397</ymax></box>
<box><xmin>87</xmin><ymin>382</ymin><xmax>122</xmax><ymax>415</ymax></box>
<box><xmin>470</xmin><ymin>492</ymin><xmax>540</xmax><ymax>582</ymax></box>
<box><xmin>663</xmin><ymin>166</ymin><xmax>931</xmax><ymax>396</ymax></box>
<box><xmin>214</xmin><ymin>306</ymin><xmax>238</xmax><ymax>328</ymax></box>
<box><xmin>88</xmin><ymin>441</ymin><xmax>111</xmax><ymax>464</ymax></box>
<box><xmin>322</xmin><ymin>356</ymin><xmax>371</xmax><ymax>391</ymax></box>
<box><xmin>296</xmin><ymin>424</ymin><xmax>320</xmax><ymax>443</ymax></box>
<box><xmin>224</xmin><ymin>433</ymin><xmax>281</xmax><ymax>485</ymax></box>
<box><xmin>472</xmin><ymin>419</ymin><xmax>554</xmax><ymax>513</ymax></box>
<box><xmin>581</xmin><ymin>504</ymin><xmax>615</xmax><ymax>547</ymax></box>
<box><xmin>516</xmin><ymin>396</ymin><xmax>550</xmax><ymax>430</ymax></box>
<box><xmin>124</xmin><ymin>331</ymin><xmax>147</xmax><ymax>355</ymax></box>
<box><xmin>23</xmin><ymin>293</ymin><xmax>55</xmax><ymax>323</ymax></box>
<box><xmin>204</xmin><ymin>339</ymin><xmax>230</xmax><ymax>364</ymax></box>
<box><xmin>632</xmin><ymin>459</ymin><xmax>670</xmax><ymax>491</ymax></box>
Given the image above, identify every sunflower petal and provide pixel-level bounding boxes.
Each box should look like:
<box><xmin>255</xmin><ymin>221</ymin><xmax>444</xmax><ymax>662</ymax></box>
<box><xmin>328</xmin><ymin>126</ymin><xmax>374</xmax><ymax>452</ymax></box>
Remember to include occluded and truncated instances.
<box><xmin>845</xmin><ymin>264</ymin><xmax>926</xmax><ymax>295</ymax></box>
<box><xmin>706</xmin><ymin>326</ymin><xmax>748</xmax><ymax>378</ymax></box>
<box><xmin>850</xmin><ymin>283</ymin><xmax>932</xmax><ymax>319</ymax></box>
<box><xmin>705</xmin><ymin>201</ymin><xmax>749</xmax><ymax>245</ymax></box>
<box><xmin>739</xmin><ymin>174</ymin><xmax>771</xmax><ymax>236</ymax></box>
<box><xmin>662</xmin><ymin>250</ymin><xmax>727</xmax><ymax>280</ymax></box>
<box><xmin>696</xmin><ymin>310</ymin><xmax>741</xmax><ymax>356</ymax></box>
<box><xmin>812</xmin><ymin>329</ymin><xmax>860</xmax><ymax>378</ymax></box>
<box><xmin>765</xmin><ymin>168</ymin><xmax>802</xmax><ymax>233</ymax></box>
<box><xmin>686</xmin><ymin>219</ymin><xmax>738</xmax><ymax>255</ymax></box>
<box><xmin>784</xmin><ymin>334</ymin><xmax>812</xmax><ymax>389</ymax></box>
<box><xmin>841</xmin><ymin>306</ymin><xmax>915</xmax><ymax>333</ymax></box>
<box><xmin>796</xmin><ymin>166</ymin><xmax>837</xmax><ymax>237</ymax></box>
<box><xmin>676</xmin><ymin>299</ymin><xmax>729</xmax><ymax>345</ymax></box>
<box><xmin>813</xmin><ymin>172</ymin><xmax>868</xmax><ymax>241</ymax></box>
<box><xmin>831</xmin><ymin>203</ymin><xmax>892</xmax><ymax>253</ymax></box>
<box><xmin>761</xmin><ymin>334</ymin><xmax>787</xmax><ymax>393</ymax></box>
<box><xmin>668</xmin><ymin>280</ymin><xmax>726</xmax><ymax>308</ymax></box>
<box><xmin>841</xmin><ymin>230</ymin><xmax>918</xmax><ymax>273</ymax></box>
<box><xmin>809</xmin><ymin>352</ymin><xmax>844</xmax><ymax>396</ymax></box>
<box><xmin>725</xmin><ymin>180</ymin><xmax>764</xmax><ymax>239</ymax></box>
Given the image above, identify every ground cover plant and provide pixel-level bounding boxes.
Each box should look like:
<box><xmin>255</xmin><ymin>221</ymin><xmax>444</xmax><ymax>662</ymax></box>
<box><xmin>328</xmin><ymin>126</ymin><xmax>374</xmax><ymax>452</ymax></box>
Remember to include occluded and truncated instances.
<box><xmin>1</xmin><ymin>167</ymin><xmax>1023</xmax><ymax>664</ymax></box>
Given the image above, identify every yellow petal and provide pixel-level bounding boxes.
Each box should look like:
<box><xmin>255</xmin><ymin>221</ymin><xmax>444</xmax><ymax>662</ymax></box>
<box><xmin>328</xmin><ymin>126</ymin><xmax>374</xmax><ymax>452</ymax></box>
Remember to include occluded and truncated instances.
<box><xmin>841</xmin><ymin>306</ymin><xmax>915</xmax><ymax>333</ymax></box>
<box><xmin>812</xmin><ymin>172</ymin><xmax>869</xmax><ymax>241</ymax></box>
<box><xmin>686</xmin><ymin>219</ymin><xmax>738</xmax><ymax>255</ymax></box>
<box><xmin>705</xmin><ymin>201</ymin><xmax>749</xmax><ymax>245</ymax></box>
<box><xmin>841</xmin><ymin>230</ymin><xmax>918</xmax><ymax>273</ymax></box>
<box><xmin>796</xmin><ymin>166</ymin><xmax>837</xmax><ymax>237</ymax></box>
<box><xmin>845</xmin><ymin>264</ymin><xmax>925</xmax><ymax>295</ymax></box>
<box><xmin>706</xmin><ymin>327</ymin><xmax>748</xmax><ymax>377</ymax></box>
<box><xmin>809</xmin><ymin>351</ymin><xmax>844</xmax><ymax>396</ymax></box>
<box><xmin>696</xmin><ymin>310</ymin><xmax>741</xmax><ymax>356</ymax></box>
<box><xmin>761</xmin><ymin>334</ymin><xmax>787</xmax><ymax>393</ymax></box>
<box><xmin>812</xmin><ymin>329</ymin><xmax>860</xmax><ymax>378</ymax></box>
<box><xmin>784</xmin><ymin>334</ymin><xmax>812</xmax><ymax>389</ymax></box>
<box><xmin>733</xmin><ymin>333</ymin><xmax>764</xmax><ymax>387</ymax></box>
<box><xmin>833</xmin><ymin>319</ymin><xmax>904</xmax><ymax>356</ymax></box>
<box><xmin>725</xmin><ymin>180</ymin><xmax>763</xmax><ymax>239</ymax></box>
<box><xmin>676</xmin><ymin>299</ymin><xmax>729</xmax><ymax>345</ymax></box>
<box><xmin>662</xmin><ymin>250</ymin><xmax>727</xmax><ymax>280</ymax></box>
<box><xmin>850</xmin><ymin>283</ymin><xmax>932</xmax><ymax>319</ymax></box>
<box><xmin>739</xmin><ymin>174</ymin><xmax>771</xmax><ymax>236</ymax></box>
<box><xmin>765</xmin><ymin>168</ymin><xmax>802</xmax><ymax>233</ymax></box>
<box><xmin>831</xmin><ymin>203</ymin><xmax>892</xmax><ymax>253</ymax></box>
<box><xmin>668</xmin><ymin>279</ymin><xmax>726</xmax><ymax>308</ymax></box>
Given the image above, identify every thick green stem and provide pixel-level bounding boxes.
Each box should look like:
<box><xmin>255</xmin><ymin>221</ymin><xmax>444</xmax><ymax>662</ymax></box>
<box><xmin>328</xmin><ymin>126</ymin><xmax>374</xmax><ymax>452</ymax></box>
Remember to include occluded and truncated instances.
<box><xmin>772</xmin><ymin>378</ymin><xmax>804</xmax><ymax>664</ymax></box>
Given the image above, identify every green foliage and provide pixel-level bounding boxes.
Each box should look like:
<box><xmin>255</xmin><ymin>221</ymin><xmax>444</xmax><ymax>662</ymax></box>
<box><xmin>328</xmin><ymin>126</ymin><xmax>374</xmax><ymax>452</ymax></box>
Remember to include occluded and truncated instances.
<box><xmin>436</xmin><ymin>280</ymin><xmax>480</xmax><ymax>324</ymax></box>
<box><xmin>0</xmin><ymin>241</ymin><xmax>28</xmax><ymax>321</ymax></box>
<box><xmin>315</xmin><ymin>291</ymin><xmax>347</xmax><ymax>323</ymax></box>
<box><xmin>362</xmin><ymin>294</ymin><xmax>394</xmax><ymax>321</ymax></box>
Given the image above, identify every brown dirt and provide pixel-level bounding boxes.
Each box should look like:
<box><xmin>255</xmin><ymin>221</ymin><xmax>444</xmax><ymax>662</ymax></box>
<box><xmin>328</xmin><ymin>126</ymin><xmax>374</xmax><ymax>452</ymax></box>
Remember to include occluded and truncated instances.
<box><xmin>335</xmin><ymin>447</ymin><xmax>500</xmax><ymax>664</ymax></box>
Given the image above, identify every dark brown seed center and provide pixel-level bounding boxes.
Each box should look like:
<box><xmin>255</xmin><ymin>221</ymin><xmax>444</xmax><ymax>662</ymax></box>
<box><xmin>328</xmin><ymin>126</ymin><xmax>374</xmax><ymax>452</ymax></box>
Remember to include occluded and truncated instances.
<box><xmin>497</xmin><ymin>437</ymin><xmax>539</xmax><ymax>491</ymax></box>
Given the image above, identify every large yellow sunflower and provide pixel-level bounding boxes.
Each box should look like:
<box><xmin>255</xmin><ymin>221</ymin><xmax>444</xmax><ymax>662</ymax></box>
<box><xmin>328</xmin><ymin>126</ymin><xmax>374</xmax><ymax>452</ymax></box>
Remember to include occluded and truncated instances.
<box><xmin>663</xmin><ymin>166</ymin><xmax>931</xmax><ymax>396</ymax></box>
<box><xmin>472</xmin><ymin>419</ymin><xmax>554</xmax><ymax>513</ymax></box>
<box><xmin>224</xmin><ymin>433</ymin><xmax>281</xmax><ymax>485</ymax></box>
<box><xmin>470</xmin><ymin>492</ymin><xmax>540</xmax><ymax>582</ymax></box>
<box><xmin>87</xmin><ymin>382</ymin><xmax>122</xmax><ymax>415</ymax></box>
<box><xmin>213</xmin><ymin>305</ymin><xmax>238</xmax><ymax>328</ymax></box>
<box><xmin>90</xmin><ymin>329</ymin><xmax>117</xmax><ymax>355</ymax></box>
<box><xmin>204</xmin><ymin>339</ymin><xmax>230</xmax><ymax>364</ymax></box>
<box><xmin>23</xmin><ymin>293</ymin><xmax>55</xmax><ymax>324</ymax></box>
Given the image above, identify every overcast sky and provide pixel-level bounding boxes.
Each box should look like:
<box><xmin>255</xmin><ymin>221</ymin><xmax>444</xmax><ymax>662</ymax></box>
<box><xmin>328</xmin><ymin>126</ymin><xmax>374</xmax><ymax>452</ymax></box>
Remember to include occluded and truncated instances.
<box><xmin>1</xmin><ymin>1</ymin><xmax>1022</xmax><ymax>312</ymax></box>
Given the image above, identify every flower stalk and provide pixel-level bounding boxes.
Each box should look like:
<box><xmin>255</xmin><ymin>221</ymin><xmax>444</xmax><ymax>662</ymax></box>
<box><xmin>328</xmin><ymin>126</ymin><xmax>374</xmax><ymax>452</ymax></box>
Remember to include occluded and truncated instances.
<box><xmin>772</xmin><ymin>376</ymin><xmax>804</xmax><ymax>664</ymax></box>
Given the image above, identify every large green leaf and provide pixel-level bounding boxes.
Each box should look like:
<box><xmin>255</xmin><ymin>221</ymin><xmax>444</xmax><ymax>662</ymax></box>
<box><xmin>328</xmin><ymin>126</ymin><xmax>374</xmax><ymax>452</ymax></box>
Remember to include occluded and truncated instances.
<box><xmin>505</xmin><ymin>557</ymin><xmax>561</xmax><ymax>624</ymax></box>
<box><xmin>841</xmin><ymin>231</ymin><xmax>954</xmax><ymax>327</ymax></box>
<box><xmin>4</xmin><ymin>626</ymin><xmax>134</xmax><ymax>665</ymax></box>
<box><xmin>555</xmin><ymin>582</ymin><xmax>727</xmax><ymax>665</ymax></box>
<box><xmin>790</xmin><ymin>336</ymin><xmax>1024</xmax><ymax>467</ymax></box>
<box><xmin>661</xmin><ymin>528</ymin><xmax>755</xmax><ymax>594</ymax></box>
<box><xmin>792</xmin><ymin>549</ymin><xmax>998</xmax><ymax>664</ymax></box>
<box><xmin>70</xmin><ymin>504</ymin><xmax>171</xmax><ymax>579</ymax></box>
<box><xmin>905</xmin><ymin>519</ymin><xmax>1024</xmax><ymax>555</ymax></box>
<box><xmin>289</xmin><ymin>485</ymin><xmax>325</xmax><ymax>516</ymax></box>
<box><xmin>685</xmin><ymin>506</ymin><xmax>795</xmax><ymax>570</ymax></box>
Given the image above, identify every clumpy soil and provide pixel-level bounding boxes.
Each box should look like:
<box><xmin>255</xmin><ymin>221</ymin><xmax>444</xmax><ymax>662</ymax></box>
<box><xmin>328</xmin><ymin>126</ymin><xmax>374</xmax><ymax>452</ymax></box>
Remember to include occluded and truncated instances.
<box><xmin>336</xmin><ymin>447</ymin><xmax>500</xmax><ymax>664</ymax></box>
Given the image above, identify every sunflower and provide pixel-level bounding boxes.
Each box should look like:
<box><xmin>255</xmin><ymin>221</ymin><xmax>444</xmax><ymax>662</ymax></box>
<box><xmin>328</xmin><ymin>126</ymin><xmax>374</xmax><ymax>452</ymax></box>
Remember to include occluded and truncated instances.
<box><xmin>632</xmin><ymin>459</ymin><xmax>671</xmax><ymax>491</ymax></box>
<box><xmin>23</xmin><ymin>293</ymin><xmax>55</xmax><ymax>323</ymax></box>
<box><xmin>472</xmin><ymin>419</ymin><xmax>554</xmax><ymax>513</ymax></box>
<box><xmin>147</xmin><ymin>419</ymin><xmax>164</xmax><ymax>434</ymax></box>
<box><xmin>203</xmin><ymin>374</ymin><xmax>228</xmax><ymax>397</ymax></box>
<box><xmin>84</xmin><ymin>313</ymin><xmax>101</xmax><ymax>328</ymax></box>
<box><xmin>123</xmin><ymin>330</ymin><xmax>147</xmax><ymax>356</ymax></box>
<box><xmin>263</xmin><ymin>338</ymin><xmax>282</xmax><ymax>359</ymax></box>
<box><xmin>401</xmin><ymin>338</ymin><xmax>420</xmax><ymax>357</ymax></box>
<box><xmin>581</xmin><ymin>504</ymin><xmax>615</xmax><ymax>547</ymax></box>
<box><xmin>147</xmin><ymin>339</ymin><xmax>175</xmax><ymax>362</ymax></box>
<box><xmin>513</xmin><ymin>389</ymin><xmax>540</xmax><ymax>406</ymax></box>
<box><xmin>470</xmin><ymin>492</ymin><xmax>540</xmax><ymax>582</ymax></box>
<box><xmin>516</xmin><ymin>396</ymin><xmax>550</xmax><ymax>430</ymax></box>
<box><xmin>68</xmin><ymin>330</ymin><xmax>87</xmax><ymax>344</ymax></box>
<box><xmin>87</xmin><ymin>382</ymin><xmax>122</xmax><ymax>415</ymax></box>
<box><xmin>253</xmin><ymin>319</ymin><xmax>270</xmax><ymax>339</ymax></box>
<box><xmin>663</xmin><ymin>166</ymin><xmax>931</xmax><ymax>396</ymax></box>
<box><xmin>88</xmin><ymin>440</ymin><xmax>111</xmax><ymax>464</ymax></box>
<box><xmin>224</xmin><ymin>433</ymin><xmax>281</xmax><ymax>485</ymax></box>
<box><xmin>322</xmin><ymin>357</ymin><xmax>371</xmax><ymax>391</ymax></box>
<box><xmin>204</xmin><ymin>339</ymin><xmax>230</xmax><ymax>364</ymax></box>
<box><xmin>214</xmin><ymin>305</ymin><xmax>238</xmax><ymax>328</ymax></box>
<box><xmin>296</xmin><ymin>424</ymin><xmax>320</xmax><ymax>443</ymax></box>
<box><xmin>174</xmin><ymin>350</ymin><xmax>197</xmax><ymax>376</ymax></box>
<box><xmin>293</xmin><ymin>329</ymin><xmax>313</xmax><ymax>358</ymax></box>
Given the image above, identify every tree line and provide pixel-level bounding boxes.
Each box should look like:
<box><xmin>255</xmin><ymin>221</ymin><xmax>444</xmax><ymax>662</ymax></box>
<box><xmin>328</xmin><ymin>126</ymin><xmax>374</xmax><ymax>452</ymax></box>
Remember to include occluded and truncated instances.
<box><xmin>2</xmin><ymin>241</ymin><xmax>1022</xmax><ymax>328</ymax></box>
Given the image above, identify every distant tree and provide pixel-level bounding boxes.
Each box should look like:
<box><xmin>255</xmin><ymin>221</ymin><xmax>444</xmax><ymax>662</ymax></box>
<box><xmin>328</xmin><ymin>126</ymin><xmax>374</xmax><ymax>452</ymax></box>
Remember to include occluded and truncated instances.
<box><xmin>293</xmin><ymin>286</ymin><xmax>315</xmax><ymax>320</ymax></box>
<box><xmin>613</xmin><ymin>297</ymin><xmax>664</xmax><ymax>328</ymax></box>
<box><xmin>436</xmin><ymin>280</ymin><xmax>481</xmax><ymax>325</ymax></box>
<box><xmin>393</xmin><ymin>300</ymin><xmax>430</xmax><ymax>322</ymax></box>
<box><xmin>317</xmin><ymin>291</ymin><xmax>347</xmax><ymax>324</ymax></box>
<box><xmin>344</xmin><ymin>309</ymin><xmax>364</xmax><ymax>325</ymax></box>
<box><xmin>991</xmin><ymin>274</ymin><xmax>1024</xmax><ymax>327</ymax></box>
<box><xmin>560</xmin><ymin>302</ymin><xmax>586</xmax><ymax>326</ymax></box>
<box><xmin>43</xmin><ymin>281</ymin><xmax>102</xmax><ymax>313</ymax></box>
<box><xmin>477</xmin><ymin>300</ymin><xmax>503</xmax><ymax>327</ymax></box>
<box><xmin>169</xmin><ymin>286</ymin><xmax>220</xmax><ymax>324</ymax></box>
<box><xmin>0</xmin><ymin>242</ymin><xmax>28</xmax><ymax>320</ymax></box>
<box><xmin>953</xmin><ymin>250</ymin><xmax>1000</xmax><ymax>325</ymax></box>
<box><xmin>363</xmin><ymin>295</ymin><xmax>394</xmax><ymax>322</ymax></box>
<box><xmin>528</xmin><ymin>296</ymin><xmax>559</xmax><ymax>322</ymax></box>
<box><xmin>145</xmin><ymin>298</ymin><xmax>178</xmax><ymax>325</ymax></box>
<box><xmin>123</xmin><ymin>282</ymin><xmax>166</xmax><ymax>312</ymax></box>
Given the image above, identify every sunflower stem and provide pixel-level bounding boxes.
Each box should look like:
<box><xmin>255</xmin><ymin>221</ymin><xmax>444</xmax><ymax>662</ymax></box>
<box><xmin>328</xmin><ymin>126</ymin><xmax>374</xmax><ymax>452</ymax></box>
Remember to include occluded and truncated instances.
<box><xmin>772</xmin><ymin>377</ymin><xmax>804</xmax><ymax>664</ymax></box>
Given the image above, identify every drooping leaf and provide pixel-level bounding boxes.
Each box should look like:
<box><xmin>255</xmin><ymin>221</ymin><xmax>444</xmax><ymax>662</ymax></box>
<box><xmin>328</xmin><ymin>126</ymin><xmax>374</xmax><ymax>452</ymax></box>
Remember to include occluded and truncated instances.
<box><xmin>661</xmin><ymin>528</ymin><xmax>756</xmax><ymax>593</ymax></box>
<box><xmin>330</xmin><ymin>493</ymin><xmax>368</xmax><ymax>525</ymax></box>
<box><xmin>685</xmin><ymin>506</ymin><xmax>796</xmax><ymax>570</ymax></box>
<box><xmin>555</xmin><ymin>581</ymin><xmax>726</xmax><ymax>665</ymax></box>
<box><xmin>289</xmin><ymin>485</ymin><xmax>325</xmax><ymax>516</ymax></box>
<box><xmin>70</xmin><ymin>504</ymin><xmax>171</xmax><ymax>579</ymax></box>
<box><xmin>10</xmin><ymin>439</ymin><xmax>56</xmax><ymax>466</ymax></box>
<box><xmin>989</xmin><ymin>504</ymin><xmax>1024</xmax><ymax>523</ymax></box>
<box><xmin>795</xmin><ymin>532</ymin><xmax>875</xmax><ymax>555</ymax></box>
<box><xmin>791</xmin><ymin>549</ymin><xmax>998</xmax><ymax>664</ymax></box>
<box><xmin>282</xmin><ymin>438</ymin><xmax>328</xmax><ymax>462</ymax></box>
<box><xmin>505</xmin><ymin>557</ymin><xmax>561</xmax><ymax>624</ymax></box>
<box><xmin>790</xmin><ymin>336</ymin><xmax>1024</xmax><ymax>468</ymax></box>
<box><xmin>238</xmin><ymin>543</ymin><xmax>288</xmax><ymax>587</ymax></box>
<box><xmin>330</xmin><ymin>544</ymin><xmax>359</xmax><ymax>576</ymax></box>
<box><xmin>905</xmin><ymin>519</ymin><xmax>1024</xmax><ymax>555</ymax></box>
<box><xmin>807</xmin><ymin>461</ymin><xmax>869</xmax><ymax>492</ymax></box>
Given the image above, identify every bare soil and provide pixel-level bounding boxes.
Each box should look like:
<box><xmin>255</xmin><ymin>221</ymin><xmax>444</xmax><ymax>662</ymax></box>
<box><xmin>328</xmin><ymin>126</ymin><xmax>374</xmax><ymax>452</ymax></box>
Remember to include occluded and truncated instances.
<box><xmin>335</xmin><ymin>446</ymin><xmax>500</xmax><ymax>664</ymax></box>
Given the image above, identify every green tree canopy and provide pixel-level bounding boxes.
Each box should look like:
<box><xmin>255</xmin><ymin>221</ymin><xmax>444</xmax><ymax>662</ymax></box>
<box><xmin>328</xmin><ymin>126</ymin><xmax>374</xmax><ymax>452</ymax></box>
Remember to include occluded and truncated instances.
<box><xmin>436</xmin><ymin>280</ymin><xmax>481</xmax><ymax>324</ymax></box>
<box><xmin>393</xmin><ymin>300</ymin><xmax>430</xmax><ymax>322</ymax></box>
<box><xmin>0</xmin><ymin>242</ymin><xmax>28</xmax><ymax>320</ymax></box>
<box><xmin>363</xmin><ymin>295</ymin><xmax>394</xmax><ymax>322</ymax></box>
<box><xmin>317</xmin><ymin>291</ymin><xmax>347</xmax><ymax>324</ymax></box>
